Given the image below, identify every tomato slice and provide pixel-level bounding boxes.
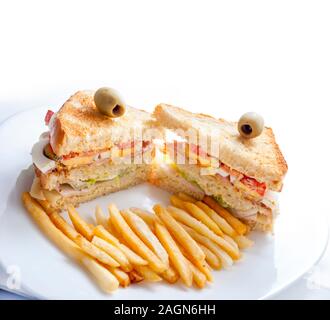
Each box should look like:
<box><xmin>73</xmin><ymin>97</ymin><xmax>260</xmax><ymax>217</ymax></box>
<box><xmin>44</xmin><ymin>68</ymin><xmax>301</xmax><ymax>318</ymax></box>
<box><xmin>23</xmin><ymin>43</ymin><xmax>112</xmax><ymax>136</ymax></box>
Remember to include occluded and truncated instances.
<box><xmin>44</xmin><ymin>110</ymin><xmax>54</xmax><ymax>125</ymax></box>
<box><xmin>240</xmin><ymin>176</ymin><xmax>267</xmax><ymax>196</ymax></box>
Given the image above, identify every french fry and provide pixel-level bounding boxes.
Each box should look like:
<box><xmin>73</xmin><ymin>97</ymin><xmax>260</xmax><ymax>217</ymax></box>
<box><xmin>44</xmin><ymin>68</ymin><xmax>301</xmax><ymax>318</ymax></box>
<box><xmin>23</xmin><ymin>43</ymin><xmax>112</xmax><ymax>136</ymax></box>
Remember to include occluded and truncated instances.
<box><xmin>191</xmin><ymin>257</ymin><xmax>213</xmax><ymax>282</ymax></box>
<box><xmin>23</xmin><ymin>194</ymin><xmax>81</xmax><ymax>260</ymax></box>
<box><xmin>154</xmin><ymin>222</ymin><xmax>193</xmax><ymax>287</ymax></box>
<box><xmin>67</xmin><ymin>205</ymin><xmax>94</xmax><ymax>241</ymax></box>
<box><xmin>121</xmin><ymin>209</ymin><xmax>169</xmax><ymax>266</ymax></box>
<box><xmin>107</xmin><ymin>217</ymin><xmax>121</xmax><ymax>237</ymax></box>
<box><xmin>203</xmin><ymin>196</ymin><xmax>247</xmax><ymax>235</ymax></box>
<box><xmin>134</xmin><ymin>266</ymin><xmax>162</xmax><ymax>282</ymax></box>
<box><xmin>129</xmin><ymin>270</ymin><xmax>144</xmax><ymax>283</ymax></box>
<box><xmin>50</xmin><ymin>211</ymin><xmax>120</xmax><ymax>267</ymax></box>
<box><xmin>93</xmin><ymin>224</ymin><xmax>148</xmax><ymax>266</ymax></box>
<box><xmin>168</xmin><ymin>206</ymin><xmax>240</xmax><ymax>260</ymax></box>
<box><xmin>36</xmin><ymin>199</ymin><xmax>58</xmax><ymax>215</ymax></box>
<box><xmin>234</xmin><ymin>235</ymin><xmax>254</xmax><ymax>249</ymax></box>
<box><xmin>106</xmin><ymin>267</ymin><xmax>131</xmax><ymax>287</ymax></box>
<box><xmin>96</xmin><ymin>222</ymin><xmax>149</xmax><ymax>266</ymax></box>
<box><xmin>118</xmin><ymin>244</ymin><xmax>148</xmax><ymax>266</ymax></box>
<box><xmin>153</xmin><ymin>204</ymin><xmax>205</xmax><ymax>262</ymax></box>
<box><xmin>108</xmin><ymin>204</ymin><xmax>166</xmax><ymax>273</ymax></box>
<box><xmin>186</xmin><ymin>259</ymin><xmax>207</xmax><ymax>289</ymax></box>
<box><xmin>223</xmin><ymin>234</ymin><xmax>239</xmax><ymax>251</ymax></box>
<box><xmin>177</xmin><ymin>244</ymin><xmax>213</xmax><ymax>282</ymax></box>
<box><xmin>161</xmin><ymin>266</ymin><xmax>179</xmax><ymax>284</ymax></box>
<box><xmin>170</xmin><ymin>195</ymin><xmax>186</xmax><ymax>210</ymax></box>
<box><xmin>130</xmin><ymin>207</ymin><xmax>157</xmax><ymax>229</ymax></box>
<box><xmin>22</xmin><ymin>193</ymin><xmax>119</xmax><ymax>293</ymax></box>
<box><xmin>195</xmin><ymin>201</ymin><xmax>237</xmax><ymax>237</ymax></box>
<box><xmin>199</xmin><ymin>244</ymin><xmax>222</xmax><ymax>270</ymax></box>
<box><xmin>92</xmin><ymin>236</ymin><xmax>132</xmax><ymax>272</ymax></box>
<box><xmin>95</xmin><ymin>206</ymin><xmax>109</xmax><ymax>228</ymax></box>
<box><xmin>80</xmin><ymin>257</ymin><xmax>120</xmax><ymax>292</ymax></box>
<box><xmin>176</xmin><ymin>192</ymin><xmax>197</xmax><ymax>203</ymax></box>
<box><xmin>180</xmin><ymin>224</ymin><xmax>233</xmax><ymax>268</ymax></box>
<box><xmin>49</xmin><ymin>211</ymin><xmax>80</xmax><ymax>240</ymax></box>
<box><xmin>75</xmin><ymin>234</ymin><xmax>120</xmax><ymax>267</ymax></box>
<box><xmin>183</xmin><ymin>202</ymin><xmax>223</xmax><ymax>236</ymax></box>
<box><xmin>93</xmin><ymin>225</ymin><xmax>120</xmax><ymax>246</ymax></box>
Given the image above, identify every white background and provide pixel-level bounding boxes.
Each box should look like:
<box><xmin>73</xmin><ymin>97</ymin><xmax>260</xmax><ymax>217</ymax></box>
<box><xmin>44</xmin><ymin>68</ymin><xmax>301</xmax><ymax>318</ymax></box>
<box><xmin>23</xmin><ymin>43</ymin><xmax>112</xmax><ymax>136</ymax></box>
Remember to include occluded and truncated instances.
<box><xmin>0</xmin><ymin>0</ymin><xmax>329</xmax><ymax>299</ymax></box>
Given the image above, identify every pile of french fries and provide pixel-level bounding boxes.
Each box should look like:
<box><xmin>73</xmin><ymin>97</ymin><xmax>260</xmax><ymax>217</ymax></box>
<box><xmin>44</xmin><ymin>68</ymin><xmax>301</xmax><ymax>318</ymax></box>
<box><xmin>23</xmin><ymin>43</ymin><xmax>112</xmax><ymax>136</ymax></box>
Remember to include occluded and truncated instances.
<box><xmin>22</xmin><ymin>192</ymin><xmax>254</xmax><ymax>292</ymax></box>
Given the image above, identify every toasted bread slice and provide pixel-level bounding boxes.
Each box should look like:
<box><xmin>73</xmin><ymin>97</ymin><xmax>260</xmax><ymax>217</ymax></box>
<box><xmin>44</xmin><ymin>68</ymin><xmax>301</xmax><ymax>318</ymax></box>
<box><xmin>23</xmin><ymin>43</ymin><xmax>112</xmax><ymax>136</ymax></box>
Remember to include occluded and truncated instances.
<box><xmin>154</xmin><ymin>104</ymin><xmax>287</xmax><ymax>191</ymax></box>
<box><xmin>50</xmin><ymin>90</ymin><xmax>156</xmax><ymax>157</ymax></box>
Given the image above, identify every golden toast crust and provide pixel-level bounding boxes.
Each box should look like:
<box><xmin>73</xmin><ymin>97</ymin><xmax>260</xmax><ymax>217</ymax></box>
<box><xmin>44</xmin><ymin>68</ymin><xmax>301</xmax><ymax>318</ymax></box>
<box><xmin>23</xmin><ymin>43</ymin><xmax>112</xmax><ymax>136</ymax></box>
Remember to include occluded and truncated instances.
<box><xmin>50</xmin><ymin>90</ymin><xmax>155</xmax><ymax>156</ymax></box>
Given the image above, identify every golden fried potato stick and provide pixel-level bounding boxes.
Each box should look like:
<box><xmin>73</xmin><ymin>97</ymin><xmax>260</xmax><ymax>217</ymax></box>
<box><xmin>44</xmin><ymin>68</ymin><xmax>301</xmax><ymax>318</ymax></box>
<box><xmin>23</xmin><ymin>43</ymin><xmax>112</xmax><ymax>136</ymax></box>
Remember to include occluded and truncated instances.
<box><xmin>177</xmin><ymin>243</ymin><xmax>213</xmax><ymax>282</ymax></box>
<box><xmin>203</xmin><ymin>196</ymin><xmax>247</xmax><ymax>235</ymax></box>
<box><xmin>161</xmin><ymin>266</ymin><xmax>179</xmax><ymax>284</ymax></box>
<box><xmin>22</xmin><ymin>193</ymin><xmax>119</xmax><ymax>293</ymax></box>
<box><xmin>108</xmin><ymin>203</ymin><xmax>166</xmax><ymax>273</ymax></box>
<box><xmin>49</xmin><ymin>211</ymin><xmax>80</xmax><ymax>240</ymax></box>
<box><xmin>234</xmin><ymin>235</ymin><xmax>254</xmax><ymax>249</ymax></box>
<box><xmin>176</xmin><ymin>192</ymin><xmax>197</xmax><ymax>203</ymax></box>
<box><xmin>180</xmin><ymin>223</ymin><xmax>234</xmax><ymax>269</ymax></box>
<box><xmin>118</xmin><ymin>244</ymin><xmax>149</xmax><ymax>266</ymax></box>
<box><xmin>153</xmin><ymin>204</ymin><xmax>205</xmax><ymax>262</ymax></box>
<box><xmin>154</xmin><ymin>222</ymin><xmax>193</xmax><ymax>287</ymax></box>
<box><xmin>92</xmin><ymin>236</ymin><xmax>132</xmax><ymax>272</ymax></box>
<box><xmin>194</xmin><ymin>202</ymin><xmax>253</xmax><ymax>249</ymax></box>
<box><xmin>199</xmin><ymin>244</ymin><xmax>222</xmax><ymax>270</ymax></box>
<box><xmin>195</xmin><ymin>201</ymin><xmax>237</xmax><ymax>237</ymax></box>
<box><xmin>95</xmin><ymin>205</ymin><xmax>109</xmax><ymax>229</ymax></box>
<box><xmin>105</xmin><ymin>267</ymin><xmax>131</xmax><ymax>287</ymax></box>
<box><xmin>80</xmin><ymin>258</ymin><xmax>119</xmax><ymax>293</ymax></box>
<box><xmin>167</xmin><ymin>206</ymin><xmax>240</xmax><ymax>260</ymax></box>
<box><xmin>93</xmin><ymin>225</ymin><xmax>120</xmax><ymax>246</ymax></box>
<box><xmin>36</xmin><ymin>199</ymin><xmax>59</xmax><ymax>215</ymax></box>
<box><xmin>121</xmin><ymin>209</ymin><xmax>169</xmax><ymax>267</ymax></box>
<box><xmin>94</xmin><ymin>224</ymin><xmax>149</xmax><ymax>266</ymax></box>
<box><xmin>186</xmin><ymin>259</ymin><xmax>207</xmax><ymax>289</ymax></box>
<box><xmin>128</xmin><ymin>270</ymin><xmax>144</xmax><ymax>283</ymax></box>
<box><xmin>183</xmin><ymin>202</ymin><xmax>224</xmax><ymax>236</ymax></box>
<box><xmin>134</xmin><ymin>266</ymin><xmax>163</xmax><ymax>282</ymax></box>
<box><xmin>93</xmin><ymin>225</ymin><xmax>148</xmax><ymax>266</ymax></box>
<box><xmin>74</xmin><ymin>235</ymin><xmax>120</xmax><ymax>267</ymax></box>
<box><xmin>129</xmin><ymin>207</ymin><xmax>158</xmax><ymax>230</ymax></box>
<box><xmin>67</xmin><ymin>205</ymin><xmax>94</xmax><ymax>240</ymax></box>
<box><xmin>170</xmin><ymin>195</ymin><xmax>186</xmax><ymax>210</ymax></box>
<box><xmin>223</xmin><ymin>234</ymin><xmax>239</xmax><ymax>251</ymax></box>
<box><xmin>50</xmin><ymin>211</ymin><xmax>120</xmax><ymax>267</ymax></box>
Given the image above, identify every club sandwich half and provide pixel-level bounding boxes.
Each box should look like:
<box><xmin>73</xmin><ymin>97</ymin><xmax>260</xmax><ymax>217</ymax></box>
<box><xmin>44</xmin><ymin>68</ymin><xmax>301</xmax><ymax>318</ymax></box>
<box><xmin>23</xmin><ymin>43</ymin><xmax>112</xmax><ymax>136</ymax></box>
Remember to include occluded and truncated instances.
<box><xmin>151</xmin><ymin>104</ymin><xmax>288</xmax><ymax>232</ymax></box>
<box><xmin>30</xmin><ymin>90</ymin><xmax>155</xmax><ymax>211</ymax></box>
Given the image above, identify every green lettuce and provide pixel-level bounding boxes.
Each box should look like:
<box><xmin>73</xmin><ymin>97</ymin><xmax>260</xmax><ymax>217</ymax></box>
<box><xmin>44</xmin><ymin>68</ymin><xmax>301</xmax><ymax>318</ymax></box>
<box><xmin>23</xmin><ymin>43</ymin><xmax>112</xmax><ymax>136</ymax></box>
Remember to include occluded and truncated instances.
<box><xmin>212</xmin><ymin>195</ymin><xmax>230</xmax><ymax>208</ymax></box>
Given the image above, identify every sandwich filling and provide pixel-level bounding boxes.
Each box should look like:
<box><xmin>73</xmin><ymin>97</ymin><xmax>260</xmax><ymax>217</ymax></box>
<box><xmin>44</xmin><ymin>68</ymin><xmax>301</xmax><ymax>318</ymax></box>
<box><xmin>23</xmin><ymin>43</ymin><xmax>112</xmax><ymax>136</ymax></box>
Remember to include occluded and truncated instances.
<box><xmin>161</xmin><ymin>143</ymin><xmax>278</xmax><ymax>225</ymax></box>
<box><xmin>165</xmin><ymin>142</ymin><xmax>268</xmax><ymax>198</ymax></box>
<box><xmin>32</xmin><ymin>133</ymin><xmax>153</xmax><ymax>198</ymax></box>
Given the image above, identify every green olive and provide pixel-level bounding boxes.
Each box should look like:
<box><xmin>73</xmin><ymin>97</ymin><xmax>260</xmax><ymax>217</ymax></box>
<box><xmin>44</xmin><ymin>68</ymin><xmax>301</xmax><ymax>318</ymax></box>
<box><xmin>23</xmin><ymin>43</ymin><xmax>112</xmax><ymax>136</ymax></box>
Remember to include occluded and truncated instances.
<box><xmin>238</xmin><ymin>112</ymin><xmax>264</xmax><ymax>139</ymax></box>
<box><xmin>94</xmin><ymin>87</ymin><xmax>126</xmax><ymax>118</ymax></box>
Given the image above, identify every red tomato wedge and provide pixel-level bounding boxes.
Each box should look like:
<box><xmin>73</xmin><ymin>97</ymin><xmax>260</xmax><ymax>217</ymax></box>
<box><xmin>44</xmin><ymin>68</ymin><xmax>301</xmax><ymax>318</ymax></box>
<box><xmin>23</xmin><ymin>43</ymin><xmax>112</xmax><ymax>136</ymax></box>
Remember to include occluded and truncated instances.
<box><xmin>240</xmin><ymin>176</ymin><xmax>267</xmax><ymax>196</ymax></box>
<box><xmin>44</xmin><ymin>110</ymin><xmax>54</xmax><ymax>125</ymax></box>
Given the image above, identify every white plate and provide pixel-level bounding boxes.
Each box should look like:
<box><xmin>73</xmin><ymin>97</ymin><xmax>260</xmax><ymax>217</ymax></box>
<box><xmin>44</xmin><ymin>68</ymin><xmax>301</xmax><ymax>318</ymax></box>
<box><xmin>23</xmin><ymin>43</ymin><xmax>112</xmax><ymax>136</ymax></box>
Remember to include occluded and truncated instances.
<box><xmin>0</xmin><ymin>107</ymin><xmax>328</xmax><ymax>300</ymax></box>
